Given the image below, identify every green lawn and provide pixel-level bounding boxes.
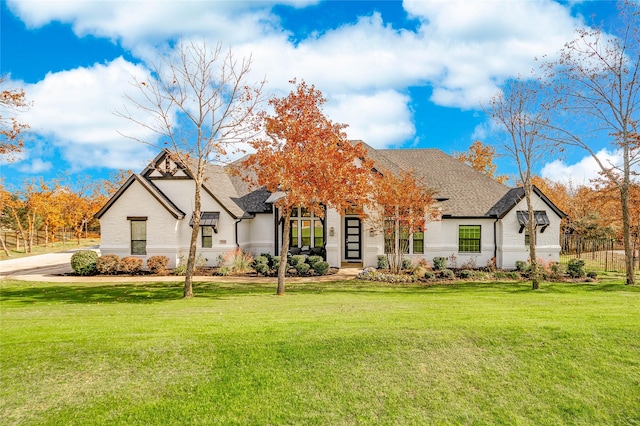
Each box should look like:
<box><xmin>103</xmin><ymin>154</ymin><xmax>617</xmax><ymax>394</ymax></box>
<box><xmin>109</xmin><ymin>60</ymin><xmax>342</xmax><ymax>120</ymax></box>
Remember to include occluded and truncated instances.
<box><xmin>1</xmin><ymin>278</ymin><xmax>639</xmax><ymax>425</ymax></box>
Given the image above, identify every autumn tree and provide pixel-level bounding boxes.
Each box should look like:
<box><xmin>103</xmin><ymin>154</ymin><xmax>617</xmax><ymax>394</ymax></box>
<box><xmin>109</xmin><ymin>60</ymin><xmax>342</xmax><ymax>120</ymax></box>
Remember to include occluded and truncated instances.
<box><xmin>490</xmin><ymin>78</ymin><xmax>552</xmax><ymax>290</ymax></box>
<box><xmin>455</xmin><ymin>140</ymin><xmax>508</xmax><ymax>184</ymax></box>
<box><xmin>118</xmin><ymin>40</ymin><xmax>264</xmax><ymax>298</ymax></box>
<box><xmin>0</xmin><ymin>77</ymin><xmax>30</xmax><ymax>160</ymax></box>
<box><xmin>372</xmin><ymin>169</ymin><xmax>436</xmax><ymax>273</ymax></box>
<box><xmin>542</xmin><ymin>1</ymin><xmax>639</xmax><ymax>285</ymax></box>
<box><xmin>241</xmin><ymin>80</ymin><xmax>373</xmax><ymax>295</ymax></box>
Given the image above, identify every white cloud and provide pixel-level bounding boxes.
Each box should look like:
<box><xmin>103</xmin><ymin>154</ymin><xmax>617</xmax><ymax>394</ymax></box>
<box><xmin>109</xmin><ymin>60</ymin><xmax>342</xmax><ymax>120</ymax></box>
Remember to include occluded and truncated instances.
<box><xmin>6</xmin><ymin>0</ymin><xmax>596</xmax><ymax>171</ymax></box>
<box><xmin>17</xmin><ymin>158</ymin><xmax>52</xmax><ymax>174</ymax></box>
<box><xmin>21</xmin><ymin>57</ymin><xmax>158</xmax><ymax>171</ymax></box>
<box><xmin>540</xmin><ymin>149</ymin><xmax>622</xmax><ymax>186</ymax></box>
<box><xmin>325</xmin><ymin>90</ymin><xmax>415</xmax><ymax>148</ymax></box>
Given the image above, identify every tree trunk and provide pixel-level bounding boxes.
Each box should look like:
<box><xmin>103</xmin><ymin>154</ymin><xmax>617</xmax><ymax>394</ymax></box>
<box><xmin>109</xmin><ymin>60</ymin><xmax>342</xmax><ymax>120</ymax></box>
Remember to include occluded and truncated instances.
<box><xmin>620</xmin><ymin>182</ymin><xmax>636</xmax><ymax>285</ymax></box>
<box><xmin>277</xmin><ymin>212</ymin><xmax>291</xmax><ymax>296</ymax></box>
<box><xmin>184</xmin><ymin>179</ymin><xmax>203</xmax><ymax>298</ymax></box>
<box><xmin>525</xmin><ymin>184</ymin><xmax>540</xmax><ymax>290</ymax></box>
<box><xmin>0</xmin><ymin>234</ymin><xmax>10</xmax><ymax>256</ymax></box>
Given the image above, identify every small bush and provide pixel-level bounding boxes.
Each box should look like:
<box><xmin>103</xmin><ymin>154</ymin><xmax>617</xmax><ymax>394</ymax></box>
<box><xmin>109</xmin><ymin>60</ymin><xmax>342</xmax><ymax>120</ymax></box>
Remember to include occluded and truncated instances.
<box><xmin>71</xmin><ymin>250</ymin><xmax>98</xmax><ymax>276</ymax></box>
<box><xmin>254</xmin><ymin>255</ymin><xmax>269</xmax><ymax>266</ymax></box>
<box><xmin>96</xmin><ymin>254</ymin><xmax>120</xmax><ymax>275</ymax></box>
<box><xmin>272</xmin><ymin>256</ymin><xmax>282</xmax><ymax>270</ymax></box>
<box><xmin>255</xmin><ymin>263</ymin><xmax>270</xmax><ymax>275</ymax></box>
<box><xmin>458</xmin><ymin>269</ymin><xmax>474</xmax><ymax>279</ymax></box>
<box><xmin>313</xmin><ymin>261</ymin><xmax>329</xmax><ymax>275</ymax></box>
<box><xmin>440</xmin><ymin>269</ymin><xmax>455</xmax><ymax>279</ymax></box>
<box><xmin>433</xmin><ymin>257</ymin><xmax>447</xmax><ymax>271</ymax></box>
<box><xmin>515</xmin><ymin>260</ymin><xmax>529</xmax><ymax>273</ymax></box>
<box><xmin>259</xmin><ymin>252</ymin><xmax>273</xmax><ymax>264</ymax></box>
<box><xmin>357</xmin><ymin>267</ymin><xmax>417</xmax><ymax>283</ymax></box>
<box><xmin>295</xmin><ymin>262</ymin><xmax>310</xmax><ymax>274</ymax></box>
<box><xmin>401</xmin><ymin>258</ymin><xmax>413</xmax><ymax>270</ymax></box>
<box><xmin>377</xmin><ymin>255</ymin><xmax>389</xmax><ymax>270</ymax></box>
<box><xmin>119</xmin><ymin>256</ymin><xmax>143</xmax><ymax>274</ymax></box>
<box><xmin>147</xmin><ymin>255</ymin><xmax>169</xmax><ymax>274</ymax></box>
<box><xmin>422</xmin><ymin>270</ymin><xmax>435</xmax><ymax>280</ymax></box>
<box><xmin>412</xmin><ymin>265</ymin><xmax>429</xmax><ymax>279</ymax></box>
<box><xmin>307</xmin><ymin>255</ymin><xmax>323</xmax><ymax>268</ymax></box>
<box><xmin>567</xmin><ymin>258</ymin><xmax>586</xmax><ymax>278</ymax></box>
<box><xmin>587</xmin><ymin>271</ymin><xmax>598</xmax><ymax>279</ymax></box>
<box><xmin>290</xmin><ymin>254</ymin><xmax>306</xmax><ymax>266</ymax></box>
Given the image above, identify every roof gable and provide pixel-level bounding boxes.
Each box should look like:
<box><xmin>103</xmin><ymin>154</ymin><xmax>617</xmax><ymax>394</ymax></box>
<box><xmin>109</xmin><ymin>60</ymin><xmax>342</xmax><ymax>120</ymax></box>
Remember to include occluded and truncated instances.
<box><xmin>95</xmin><ymin>174</ymin><xmax>186</xmax><ymax>220</ymax></box>
<box><xmin>486</xmin><ymin>186</ymin><xmax>567</xmax><ymax>219</ymax></box>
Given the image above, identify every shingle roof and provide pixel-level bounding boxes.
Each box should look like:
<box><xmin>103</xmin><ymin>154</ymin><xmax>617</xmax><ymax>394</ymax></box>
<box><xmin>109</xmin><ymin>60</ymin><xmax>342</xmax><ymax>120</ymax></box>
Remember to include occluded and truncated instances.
<box><xmin>376</xmin><ymin>147</ymin><xmax>511</xmax><ymax>217</ymax></box>
<box><xmin>486</xmin><ymin>186</ymin><xmax>567</xmax><ymax>219</ymax></box>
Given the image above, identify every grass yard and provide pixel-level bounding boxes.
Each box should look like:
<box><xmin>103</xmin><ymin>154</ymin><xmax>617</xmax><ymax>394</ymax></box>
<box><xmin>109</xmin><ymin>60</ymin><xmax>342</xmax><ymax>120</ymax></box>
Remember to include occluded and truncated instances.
<box><xmin>1</xmin><ymin>277</ymin><xmax>639</xmax><ymax>425</ymax></box>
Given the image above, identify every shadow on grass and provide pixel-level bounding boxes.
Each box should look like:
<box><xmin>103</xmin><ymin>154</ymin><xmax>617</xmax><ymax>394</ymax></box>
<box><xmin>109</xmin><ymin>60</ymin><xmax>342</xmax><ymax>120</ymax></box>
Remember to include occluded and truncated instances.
<box><xmin>1</xmin><ymin>279</ymin><xmax>636</xmax><ymax>305</ymax></box>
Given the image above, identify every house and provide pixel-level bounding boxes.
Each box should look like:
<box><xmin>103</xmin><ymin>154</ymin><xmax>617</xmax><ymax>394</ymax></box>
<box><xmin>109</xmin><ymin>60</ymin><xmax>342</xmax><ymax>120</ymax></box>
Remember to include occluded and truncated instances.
<box><xmin>95</xmin><ymin>144</ymin><xmax>565</xmax><ymax>269</ymax></box>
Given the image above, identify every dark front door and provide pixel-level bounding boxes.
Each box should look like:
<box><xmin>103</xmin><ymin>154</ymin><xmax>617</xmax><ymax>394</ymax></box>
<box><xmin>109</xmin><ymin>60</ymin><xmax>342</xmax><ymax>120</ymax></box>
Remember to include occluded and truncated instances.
<box><xmin>344</xmin><ymin>217</ymin><xmax>361</xmax><ymax>260</ymax></box>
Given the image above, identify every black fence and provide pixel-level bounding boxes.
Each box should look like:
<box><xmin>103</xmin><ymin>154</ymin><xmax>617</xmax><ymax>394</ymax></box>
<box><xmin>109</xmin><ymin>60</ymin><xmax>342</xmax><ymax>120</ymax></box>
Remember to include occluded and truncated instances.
<box><xmin>560</xmin><ymin>234</ymin><xmax>639</xmax><ymax>273</ymax></box>
<box><xmin>1</xmin><ymin>230</ymin><xmax>78</xmax><ymax>250</ymax></box>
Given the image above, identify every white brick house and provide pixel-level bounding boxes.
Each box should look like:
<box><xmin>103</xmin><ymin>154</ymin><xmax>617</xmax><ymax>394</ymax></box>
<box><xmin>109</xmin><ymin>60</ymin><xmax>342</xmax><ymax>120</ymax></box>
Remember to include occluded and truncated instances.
<box><xmin>96</xmin><ymin>145</ymin><xmax>565</xmax><ymax>269</ymax></box>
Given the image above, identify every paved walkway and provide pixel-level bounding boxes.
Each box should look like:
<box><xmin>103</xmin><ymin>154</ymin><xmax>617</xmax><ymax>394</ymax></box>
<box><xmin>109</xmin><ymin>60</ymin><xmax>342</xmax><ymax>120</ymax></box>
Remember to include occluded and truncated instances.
<box><xmin>0</xmin><ymin>248</ymin><xmax>362</xmax><ymax>283</ymax></box>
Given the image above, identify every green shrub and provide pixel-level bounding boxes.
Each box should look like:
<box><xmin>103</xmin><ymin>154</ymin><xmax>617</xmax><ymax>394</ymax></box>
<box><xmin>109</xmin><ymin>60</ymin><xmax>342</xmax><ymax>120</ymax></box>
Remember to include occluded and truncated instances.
<box><xmin>433</xmin><ymin>257</ymin><xmax>447</xmax><ymax>271</ymax></box>
<box><xmin>313</xmin><ymin>261</ymin><xmax>329</xmax><ymax>275</ymax></box>
<box><xmin>422</xmin><ymin>270</ymin><xmax>435</xmax><ymax>280</ymax></box>
<box><xmin>587</xmin><ymin>271</ymin><xmax>598</xmax><ymax>279</ymax></box>
<box><xmin>377</xmin><ymin>255</ymin><xmax>389</xmax><ymax>270</ymax></box>
<box><xmin>290</xmin><ymin>255</ymin><xmax>306</xmax><ymax>266</ymax></box>
<box><xmin>515</xmin><ymin>260</ymin><xmax>529</xmax><ymax>273</ymax></box>
<box><xmin>567</xmin><ymin>258</ymin><xmax>586</xmax><ymax>278</ymax></box>
<box><xmin>96</xmin><ymin>254</ymin><xmax>120</xmax><ymax>275</ymax></box>
<box><xmin>272</xmin><ymin>256</ymin><xmax>282</xmax><ymax>270</ymax></box>
<box><xmin>440</xmin><ymin>269</ymin><xmax>455</xmax><ymax>279</ymax></box>
<box><xmin>401</xmin><ymin>258</ymin><xmax>413</xmax><ymax>270</ymax></box>
<box><xmin>295</xmin><ymin>262</ymin><xmax>310</xmax><ymax>274</ymax></box>
<box><xmin>259</xmin><ymin>252</ymin><xmax>273</xmax><ymax>265</ymax></box>
<box><xmin>307</xmin><ymin>255</ymin><xmax>323</xmax><ymax>268</ymax></box>
<box><xmin>119</xmin><ymin>256</ymin><xmax>143</xmax><ymax>274</ymax></box>
<box><xmin>412</xmin><ymin>265</ymin><xmax>429</xmax><ymax>278</ymax></box>
<box><xmin>255</xmin><ymin>263</ymin><xmax>270</xmax><ymax>275</ymax></box>
<box><xmin>458</xmin><ymin>269</ymin><xmax>474</xmax><ymax>279</ymax></box>
<box><xmin>254</xmin><ymin>255</ymin><xmax>269</xmax><ymax>266</ymax></box>
<box><xmin>147</xmin><ymin>256</ymin><xmax>169</xmax><ymax>274</ymax></box>
<box><xmin>70</xmin><ymin>250</ymin><xmax>98</xmax><ymax>276</ymax></box>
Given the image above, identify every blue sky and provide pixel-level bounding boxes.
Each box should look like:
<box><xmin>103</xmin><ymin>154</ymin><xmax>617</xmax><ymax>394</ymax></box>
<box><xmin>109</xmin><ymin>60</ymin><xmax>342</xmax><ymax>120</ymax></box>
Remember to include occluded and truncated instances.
<box><xmin>0</xmin><ymin>0</ymin><xmax>623</xmax><ymax>189</ymax></box>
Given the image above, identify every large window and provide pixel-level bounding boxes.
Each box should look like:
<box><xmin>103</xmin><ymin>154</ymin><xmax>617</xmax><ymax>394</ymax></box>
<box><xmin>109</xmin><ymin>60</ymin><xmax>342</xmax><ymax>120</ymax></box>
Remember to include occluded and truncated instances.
<box><xmin>130</xmin><ymin>218</ymin><xmax>147</xmax><ymax>255</ymax></box>
<box><xmin>458</xmin><ymin>225</ymin><xmax>481</xmax><ymax>253</ymax></box>
<box><xmin>289</xmin><ymin>207</ymin><xmax>324</xmax><ymax>250</ymax></box>
<box><xmin>384</xmin><ymin>219</ymin><xmax>423</xmax><ymax>255</ymax></box>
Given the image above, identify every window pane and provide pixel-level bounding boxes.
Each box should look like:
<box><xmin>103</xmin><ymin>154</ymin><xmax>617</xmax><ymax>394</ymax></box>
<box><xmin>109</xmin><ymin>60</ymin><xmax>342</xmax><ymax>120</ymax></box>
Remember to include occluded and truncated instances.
<box><xmin>290</xmin><ymin>220</ymin><xmax>299</xmax><ymax>247</ymax></box>
<box><xmin>131</xmin><ymin>220</ymin><xmax>146</xmax><ymax>255</ymax></box>
<box><xmin>202</xmin><ymin>226</ymin><xmax>213</xmax><ymax>248</ymax></box>
<box><xmin>314</xmin><ymin>220</ymin><xmax>323</xmax><ymax>248</ymax></box>
<box><xmin>459</xmin><ymin>225</ymin><xmax>481</xmax><ymax>253</ymax></box>
<box><xmin>301</xmin><ymin>220</ymin><xmax>311</xmax><ymax>247</ymax></box>
<box><xmin>131</xmin><ymin>220</ymin><xmax>146</xmax><ymax>240</ymax></box>
<box><xmin>413</xmin><ymin>231</ymin><xmax>424</xmax><ymax>254</ymax></box>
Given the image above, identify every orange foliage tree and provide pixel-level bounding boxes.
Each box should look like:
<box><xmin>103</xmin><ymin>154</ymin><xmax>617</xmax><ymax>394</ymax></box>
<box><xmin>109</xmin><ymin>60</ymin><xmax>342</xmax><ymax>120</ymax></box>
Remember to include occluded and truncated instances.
<box><xmin>371</xmin><ymin>169</ymin><xmax>436</xmax><ymax>273</ymax></box>
<box><xmin>455</xmin><ymin>140</ymin><xmax>508</xmax><ymax>184</ymax></box>
<box><xmin>0</xmin><ymin>77</ymin><xmax>30</xmax><ymax>160</ymax></box>
<box><xmin>241</xmin><ymin>80</ymin><xmax>373</xmax><ymax>295</ymax></box>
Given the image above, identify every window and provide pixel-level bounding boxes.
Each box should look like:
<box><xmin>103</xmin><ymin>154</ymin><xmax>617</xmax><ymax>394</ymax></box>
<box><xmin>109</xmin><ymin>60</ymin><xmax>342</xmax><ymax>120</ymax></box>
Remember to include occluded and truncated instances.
<box><xmin>289</xmin><ymin>207</ymin><xmax>324</xmax><ymax>249</ymax></box>
<box><xmin>202</xmin><ymin>226</ymin><xmax>213</xmax><ymax>248</ymax></box>
<box><xmin>384</xmin><ymin>219</ymin><xmax>423</xmax><ymax>255</ymax></box>
<box><xmin>130</xmin><ymin>218</ymin><xmax>147</xmax><ymax>255</ymax></box>
<box><xmin>413</xmin><ymin>230</ymin><xmax>424</xmax><ymax>254</ymax></box>
<box><xmin>459</xmin><ymin>225</ymin><xmax>481</xmax><ymax>253</ymax></box>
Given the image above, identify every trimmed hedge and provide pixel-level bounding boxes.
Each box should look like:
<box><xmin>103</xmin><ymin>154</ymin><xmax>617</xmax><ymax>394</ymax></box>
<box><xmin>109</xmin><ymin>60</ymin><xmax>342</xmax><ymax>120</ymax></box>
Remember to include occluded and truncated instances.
<box><xmin>71</xmin><ymin>250</ymin><xmax>98</xmax><ymax>276</ymax></box>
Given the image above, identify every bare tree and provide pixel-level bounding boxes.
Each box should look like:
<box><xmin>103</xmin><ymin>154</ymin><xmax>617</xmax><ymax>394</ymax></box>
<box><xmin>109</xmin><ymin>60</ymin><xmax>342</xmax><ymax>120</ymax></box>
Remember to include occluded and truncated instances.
<box><xmin>118</xmin><ymin>40</ymin><xmax>265</xmax><ymax>298</ymax></box>
<box><xmin>541</xmin><ymin>1</ymin><xmax>639</xmax><ymax>285</ymax></box>
<box><xmin>490</xmin><ymin>78</ymin><xmax>552</xmax><ymax>290</ymax></box>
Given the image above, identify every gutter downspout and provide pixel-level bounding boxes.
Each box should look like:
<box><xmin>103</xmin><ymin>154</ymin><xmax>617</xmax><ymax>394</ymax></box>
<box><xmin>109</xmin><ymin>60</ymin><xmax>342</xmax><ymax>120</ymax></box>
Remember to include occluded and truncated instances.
<box><xmin>493</xmin><ymin>217</ymin><xmax>499</xmax><ymax>268</ymax></box>
<box><xmin>235</xmin><ymin>216</ymin><xmax>246</xmax><ymax>248</ymax></box>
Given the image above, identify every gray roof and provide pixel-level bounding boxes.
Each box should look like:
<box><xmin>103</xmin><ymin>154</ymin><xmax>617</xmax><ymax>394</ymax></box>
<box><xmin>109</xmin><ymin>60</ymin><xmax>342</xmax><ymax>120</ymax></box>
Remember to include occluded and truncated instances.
<box><xmin>486</xmin><ymin>186</ymin><xmax>567</xmax><ymax>219</ymax></box>
<box><xmin>376</xmin><ymin>147</ymin><xmax>511</xmax><ymax>217</ymax></box>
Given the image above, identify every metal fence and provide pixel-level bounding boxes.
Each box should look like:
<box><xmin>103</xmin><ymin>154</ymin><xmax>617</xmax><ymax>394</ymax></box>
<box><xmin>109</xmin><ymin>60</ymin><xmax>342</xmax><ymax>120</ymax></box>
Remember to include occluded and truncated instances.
<box><xmin>560</xmin><ymin>234</ymin><xmax>639</xmax><ymax>273</ymax></box>
<box><xmin>2</xmin><ymin>230</ymin><xmax>78</xmax><ymax>250</ymax></box>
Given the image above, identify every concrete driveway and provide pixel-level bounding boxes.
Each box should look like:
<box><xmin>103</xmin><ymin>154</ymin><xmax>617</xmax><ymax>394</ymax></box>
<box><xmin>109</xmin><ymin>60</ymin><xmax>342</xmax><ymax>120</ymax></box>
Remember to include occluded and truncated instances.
<box><xmin>0</xmin><ymin>246</ymin><xmax>100</xmax><ymax>280</ymax></box>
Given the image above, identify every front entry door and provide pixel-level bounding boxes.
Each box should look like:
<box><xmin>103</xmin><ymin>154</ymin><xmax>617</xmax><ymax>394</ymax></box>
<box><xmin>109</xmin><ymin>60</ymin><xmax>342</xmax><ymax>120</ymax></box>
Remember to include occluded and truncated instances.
<box><xmin>344</xmin><ymin>217</ymin><xmax>361</xmax><ymax>260</ymax></box>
